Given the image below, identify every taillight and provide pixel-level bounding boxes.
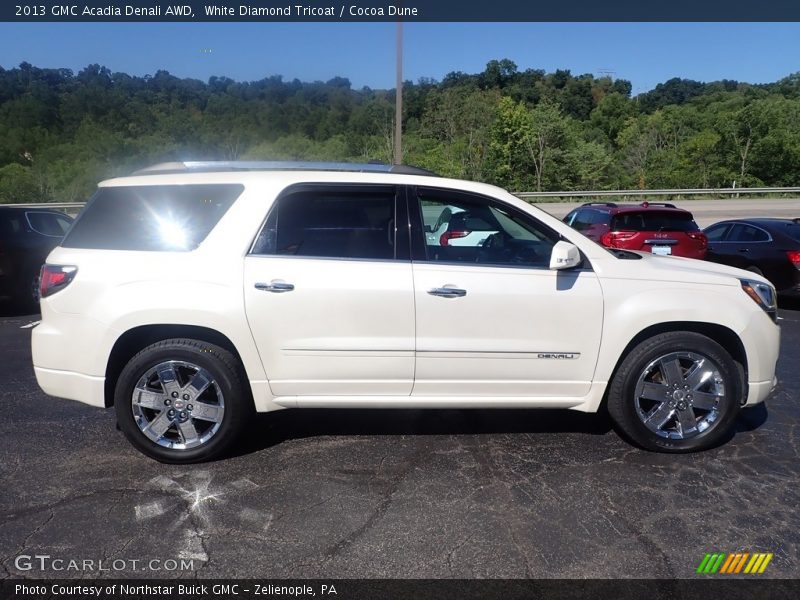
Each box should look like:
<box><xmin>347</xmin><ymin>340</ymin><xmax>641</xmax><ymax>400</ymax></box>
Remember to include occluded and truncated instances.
<box><xmin>40</xmin><ymin>264</ymin><xmax>77</xmax><ymax>298</ymax></box>
<box><xmin>440</xmin><ymin>230</ymin><xmax>470</xmax><ymax>246</ymax></box>
<box><xmin>600</xmin><ymin>231</ymin><xmax>637</xmax><ymax>248</ymax></box>
<box><xmin>788</xmin><ymin>251</ymin><xmax>800</xmax><ymax>270</ymax></box>
<box><xmin>687</xmin><ymin>231</ymin><xmax>708</xmax><ymax>249</ymax></box>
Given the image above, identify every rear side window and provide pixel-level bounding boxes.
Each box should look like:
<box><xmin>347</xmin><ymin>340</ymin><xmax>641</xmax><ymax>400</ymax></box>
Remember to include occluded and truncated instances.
<box><xmin>611</xmin><ymin>211</ymin><xmax>699</xmax><ymax>232</ymax></box>
<box><xmin>252</xmin><ymin>188</ymin><xmax>396</xmax><ymax>260</ymax></box>
<box><xmin>728</xmin><ymin>224</ymin><xmax>770</xmax><ymax>243</ymax></box>
<box><xmin>62</xmin><ymin>184</ymin><xmax>242</xmax><ymax>251</ymax></box>
<box><xmin>570</xmin><ymin>209</ymin><xmax>607</xmax><ymax>231</ymax></box>
<box><xmin>786</xmin><ymin>223</ymin><xmax>800</xmax><ymax>243</ymax></box>
<box><xmin>26</xmin><ymin>212</ymin><xmax>72</xmax><ymax>236</ymax></box>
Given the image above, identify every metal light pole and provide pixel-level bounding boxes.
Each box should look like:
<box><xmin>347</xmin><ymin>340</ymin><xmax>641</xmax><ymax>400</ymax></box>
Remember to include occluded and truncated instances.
<box><xmin>394</xmin><ymin>21</ymin><xmax>403</xmax><ymax>165</ymax></box>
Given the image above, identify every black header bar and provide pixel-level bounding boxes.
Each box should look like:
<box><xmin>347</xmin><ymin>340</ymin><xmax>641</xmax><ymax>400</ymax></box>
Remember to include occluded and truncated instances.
<box><xmin>3</xmin><ymin>0</ymin><xmax>800</xmax><ymax>22</ymax></box>
<box><xmin>3</xmin><ymin>579</ymin><xmax>800</xmax><ymax>600</ymax></box>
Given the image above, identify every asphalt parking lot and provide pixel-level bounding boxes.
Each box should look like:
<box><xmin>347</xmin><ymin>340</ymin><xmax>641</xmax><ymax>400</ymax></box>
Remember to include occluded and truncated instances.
<box><xmin>0</xmin><ymin>300</ymin><xmax>798</xmax><ymax>580</ymax></box>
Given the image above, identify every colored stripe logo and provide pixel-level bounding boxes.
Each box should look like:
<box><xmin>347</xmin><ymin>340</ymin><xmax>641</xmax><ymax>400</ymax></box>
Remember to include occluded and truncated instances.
<box><xmin>696</xmin><ymin>552</ymin><xmax>773</xmax><ymax>574</ymax></box>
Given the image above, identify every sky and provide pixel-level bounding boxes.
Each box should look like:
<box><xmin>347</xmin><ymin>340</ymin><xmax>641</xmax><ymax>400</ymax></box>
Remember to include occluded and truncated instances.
<box><xmin>1</xmin><ymin>22</ymin><xmax>799</xmax><ymax>94</ymax></box>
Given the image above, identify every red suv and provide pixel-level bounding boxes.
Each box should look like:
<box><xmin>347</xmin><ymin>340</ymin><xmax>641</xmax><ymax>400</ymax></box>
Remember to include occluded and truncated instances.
<box><xmin>563</xmin><ymin>202</ymin><xmax>708</xmax><ymax>259</ymax></box>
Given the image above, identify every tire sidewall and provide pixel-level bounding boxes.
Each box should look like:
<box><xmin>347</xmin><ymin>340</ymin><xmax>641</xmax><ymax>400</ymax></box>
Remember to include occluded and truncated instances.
<box><xmin>114</xmin><ymin>341</ymin><xmax>246</xmax><ymax>463</ymax></box>
<box><xmin>609</xmin><ymin>333</ymin><xmax>742</xmax><ymax>452</ymax></box>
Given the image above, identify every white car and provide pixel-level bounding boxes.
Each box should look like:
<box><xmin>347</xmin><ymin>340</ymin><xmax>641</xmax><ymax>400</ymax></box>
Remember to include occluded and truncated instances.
<box><xmin>32</xmin><ymin>161</ymin><xmax>781</xmax><ymax>462</ymax></box>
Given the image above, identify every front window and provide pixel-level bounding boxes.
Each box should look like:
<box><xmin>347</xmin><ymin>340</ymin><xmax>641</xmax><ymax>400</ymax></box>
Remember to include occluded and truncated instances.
<box><xmin>416</xmin><ymin>190</ymin><xmax>559</xmax><ymax>268</ymax></box>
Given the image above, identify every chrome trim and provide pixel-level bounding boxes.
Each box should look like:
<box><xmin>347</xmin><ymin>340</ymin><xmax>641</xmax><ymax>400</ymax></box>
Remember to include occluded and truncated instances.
<box><xmin>428</xmin><ymin>287</ymin><xmax>467</xmax><ymax>298</ymax></box>
<box><xmin>255</xmin><ymin>281</ymin><xmax>295</xmax><ymax>293</ymax></box>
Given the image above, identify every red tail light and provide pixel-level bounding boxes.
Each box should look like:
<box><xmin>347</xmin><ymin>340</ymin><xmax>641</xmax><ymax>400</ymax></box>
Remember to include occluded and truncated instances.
<box><xmin>600</xmin><ymin>231</ymin><xmax>637</xmax><ymax>248</ymax></box>
<box><xmin>787</xmin><ymin>251</ymin><xmax>800</xmax><ymax>270</ymax></box>
<box><xmin>440</xmin><ymin>230</ymin><xmax>470</xmax><ymax>246</ymax></box>
<box><xmin>687</xmin><ymin>231</ymin><xmax>708</xmax><ymax>249</ymax></box>
<box><xmin>40</xmin><ymin>264</ymin><xmax>77</xmax><ymax>298</ymax></box>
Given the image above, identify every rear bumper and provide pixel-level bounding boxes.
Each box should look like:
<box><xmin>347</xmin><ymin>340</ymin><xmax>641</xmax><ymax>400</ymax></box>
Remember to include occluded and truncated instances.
<box><xmin>33</xmin><ymin>366</ymin><xmax>106</xmax><ymax>408</ymax></box>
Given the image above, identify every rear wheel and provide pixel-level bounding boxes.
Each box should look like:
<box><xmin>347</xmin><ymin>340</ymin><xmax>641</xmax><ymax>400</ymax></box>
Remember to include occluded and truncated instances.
<box><xmin>746</xmin><ymin>266</ymin><xmax>764</xmax><ymax>277</ymax></box>
<box><xmin>114</xmin><ymin>338</ymin><xmax>251</xmax><ymax>463</ymax></box>
<box><xmin>11</xmin><ymin>268</ymin><xmax>41</xmax><ymax>313</ymax></box>
<box><xmin>607</xmin><ymin>332</ymin><xmax>742</xmax><ymax>452</ymax></box>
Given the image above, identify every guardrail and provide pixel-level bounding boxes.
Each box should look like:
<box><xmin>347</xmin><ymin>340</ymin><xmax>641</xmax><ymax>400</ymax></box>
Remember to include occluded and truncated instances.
<box><xmin>514</xmin><ymin>187</ymin><xmax>800</xmax><ymax>200</ymax></box>
<box><xmin>3</xmin><ymin>187</ymin><xmax>800</xmax><ymax>211</ymax></box>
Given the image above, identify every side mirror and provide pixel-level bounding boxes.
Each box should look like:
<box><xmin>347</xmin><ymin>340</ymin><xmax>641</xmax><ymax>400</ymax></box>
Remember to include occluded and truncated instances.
<box><xmin>549</xmin><ymin>241</ymin><xmax>582</xmax><ymax>270</ymax></box>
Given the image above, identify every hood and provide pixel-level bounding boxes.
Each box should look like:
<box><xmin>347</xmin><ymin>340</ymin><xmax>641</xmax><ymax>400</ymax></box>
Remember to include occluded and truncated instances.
<box><xmin>596</xmin><ymin>251</ymin><xmax>772</xmax><ymax>288</ymax></box>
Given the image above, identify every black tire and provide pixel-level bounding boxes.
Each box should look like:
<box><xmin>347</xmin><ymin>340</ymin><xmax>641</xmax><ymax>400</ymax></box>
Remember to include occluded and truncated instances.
<box><xmin>745</xmin><ymin>266</ymin><xmax>764</xmax><ymax>277</ymax></box>
<box><xmin>114</xmin><ymin>338</ymin><xmax>251</xmax><ymax>463</ymax></box>
<box><xmin>12</xmin><ymin>268</ymin><xmax>41</xmax><ymax>313</ymax></box>
<box><xmin>607</xmin><ymin>332</ymin><xmax>742</xmax><ymax>453</ymax></box>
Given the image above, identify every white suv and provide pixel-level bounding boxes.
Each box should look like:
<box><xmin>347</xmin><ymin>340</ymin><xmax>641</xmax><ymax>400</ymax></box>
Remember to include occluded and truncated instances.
<box><xmin>32</xmin><ymin>162</ymin><xmax>781</xmax><ymax>462</ymax></box>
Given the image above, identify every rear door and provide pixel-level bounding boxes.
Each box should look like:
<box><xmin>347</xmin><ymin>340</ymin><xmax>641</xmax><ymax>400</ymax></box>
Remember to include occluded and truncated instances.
<box><xmin>244</xmin><ymin>184</ymin><xmax>415</xmax><ymax>397</ymax></box>
<box><xmin>410</xmin><ymin>187</ymin><xmax>603</xmax><ymax>399</ymax></box>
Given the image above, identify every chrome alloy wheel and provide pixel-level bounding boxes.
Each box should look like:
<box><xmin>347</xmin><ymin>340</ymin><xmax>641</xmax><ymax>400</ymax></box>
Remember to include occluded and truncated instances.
<box><xmin>633</xmin><ymin>351</ymin><xmax>725</xmax><ymax>440</ymax></box>
<box><xmin>131</xmin><ymin>360</ymin><xmax>225</xmax><ymax>450</ymax></box>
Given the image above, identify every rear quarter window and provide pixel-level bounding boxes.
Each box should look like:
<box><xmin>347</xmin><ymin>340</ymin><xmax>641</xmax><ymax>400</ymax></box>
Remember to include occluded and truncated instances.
<box><xmin>62</xmin><ymin>184</ymin><xmax>243</xmax><ymax>251</ymax></box>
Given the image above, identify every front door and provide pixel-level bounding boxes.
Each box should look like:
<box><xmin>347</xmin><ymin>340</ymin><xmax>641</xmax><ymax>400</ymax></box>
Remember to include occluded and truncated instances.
<box><xmin>410</xmin><ymin>187</ymin><xmax>603</xmax><ymax>398</ymax></box>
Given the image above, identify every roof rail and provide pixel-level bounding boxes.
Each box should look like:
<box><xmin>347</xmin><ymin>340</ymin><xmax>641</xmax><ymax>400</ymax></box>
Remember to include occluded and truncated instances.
<box><xmin>132</xmin><ymin>161</ymin><xmax>438</xmax><ymax>177</ymax></box>
<box><xmin>640</xmin><ymin>201</ymin><xmax>677</xmax><ymax>208</ymax></box>
<box><xmin>581</xmin><ymin>202</ymin><xmax>618</xmax><ymax>208</ymax></box>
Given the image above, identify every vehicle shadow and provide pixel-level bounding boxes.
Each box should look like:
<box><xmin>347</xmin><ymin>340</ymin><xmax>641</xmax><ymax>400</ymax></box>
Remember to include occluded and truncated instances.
<box><xmin>779</xmin><ymin>296</ymin><xmax>800</xmax><ymax>311</ymax></box>
<box><xmin>0</xmin><ymin>299</ymin><xmax>39</xmax><ymax>318</ymax></box>
<box><xmin>736</xmin><ymin>402</ymin><xmax>769</xmax><ymax>433</ymax></box>
<box><xmin>231</xmin><ymin>407</ymin><xmax>614</xmax><ymax>458</ymax></box>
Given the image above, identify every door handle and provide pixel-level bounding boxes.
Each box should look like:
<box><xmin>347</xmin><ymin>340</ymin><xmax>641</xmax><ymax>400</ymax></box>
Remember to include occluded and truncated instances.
<box><xmin>428</xmin><ymin>286</ymin><xmax>467</xmax><ymax>298</ymax></box>
<box><xmin>255</xmin><ymin>281</ymin><xmax>295</xmax><ymax>293</ymax></box>
<box><xmin>738</xmin><ymin>248</ymin><xmax>750</xmax><ymax>253</ymax></box>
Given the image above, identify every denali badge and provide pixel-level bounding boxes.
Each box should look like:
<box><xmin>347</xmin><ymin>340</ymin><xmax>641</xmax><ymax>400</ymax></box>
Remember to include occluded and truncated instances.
<box><xmin>537</xmin><ymin>353</ymin><xmax>580</xmax><ymax>359</ymax></box>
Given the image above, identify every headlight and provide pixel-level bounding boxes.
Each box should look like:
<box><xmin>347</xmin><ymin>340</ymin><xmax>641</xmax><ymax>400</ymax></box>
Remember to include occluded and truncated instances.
<box><xmin>740</xmin><ymin>279</ymin><xmax>778</xmax><ymax>322</ymax></box>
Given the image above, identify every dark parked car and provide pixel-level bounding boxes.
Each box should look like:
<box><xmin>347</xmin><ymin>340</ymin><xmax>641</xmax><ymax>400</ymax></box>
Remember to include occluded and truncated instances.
<box><xmin>0</xmin><ymin>207</ymin><xmax>73</xmax><ymax>309</ymax></box>
<box><xmin>703</xmin><ymin>218</ymin><xmax>800</xmax><ymax>297</ymax></box>
<box><xmin>563</xmin><ymin>202</ymin><xmax>708</xmax><ymax>259</ymax></box>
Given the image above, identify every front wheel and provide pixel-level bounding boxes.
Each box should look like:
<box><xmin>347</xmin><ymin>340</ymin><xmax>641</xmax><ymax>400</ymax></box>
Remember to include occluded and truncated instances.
<box><xmin>607</xmin><ymin>332</ymin><xmax>742</xmax><ymax>452</ymax></box>
<box><xmin>114</xmin><ymin>338</ymin><xmax>251</xmax><ymax>463</ymax></box>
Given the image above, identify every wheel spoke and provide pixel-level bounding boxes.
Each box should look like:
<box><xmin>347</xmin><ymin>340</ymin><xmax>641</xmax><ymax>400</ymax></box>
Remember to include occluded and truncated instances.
<box><xmin>659</xmin><ymin>357</ymin><xmax>684</xmax><ymax>387</ymax></box>
<box><xmin>645</xmin><ymin>402</ymin><xmax>675</xmax><ymax>429</ymax></box>
<box><xmin>684</xmin><ymin>359</ymin><xmax>712</xmax><ymax>390</ymax></box>
<box><xmin>691</xmin><ymin>391</ymin><xmax>721</xmax><ymax>410</ymax></box>
<box><xmin>190</xmin><ymin>400</ymin><xmax>223</xmax><ymax>423</ymax></box>
<box><xmin>156</xmin><ymin>363</ymin><xmax>182</xmax><ymax>397</ymax></box>
<box><xmin>133</xmin><ymin>389</ymin><xmax>165</xmax><ymax>410</ymax></box>
<box><xmin>177</xmin><ymin>419</ymin><xmax>199</xmax><ymax>444</ymax></box>
<box><xmin>640</xmin><ymin>381</ymin><xmax>669</xmax><ymax>402</ymax></box>
<box><xmin>145</xmin><ymin>410</ymin><xmax>174</xmax><ymax>439</ymax></box>
<box><xmin>676</xmin><ymin>407</ymin><xmax>698</xmax><ymax>436</ymax></box>
<box><xmin>184</xmin><ymin>369</ymin><xmax>212</xmax><ymax>401</ymax></box>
